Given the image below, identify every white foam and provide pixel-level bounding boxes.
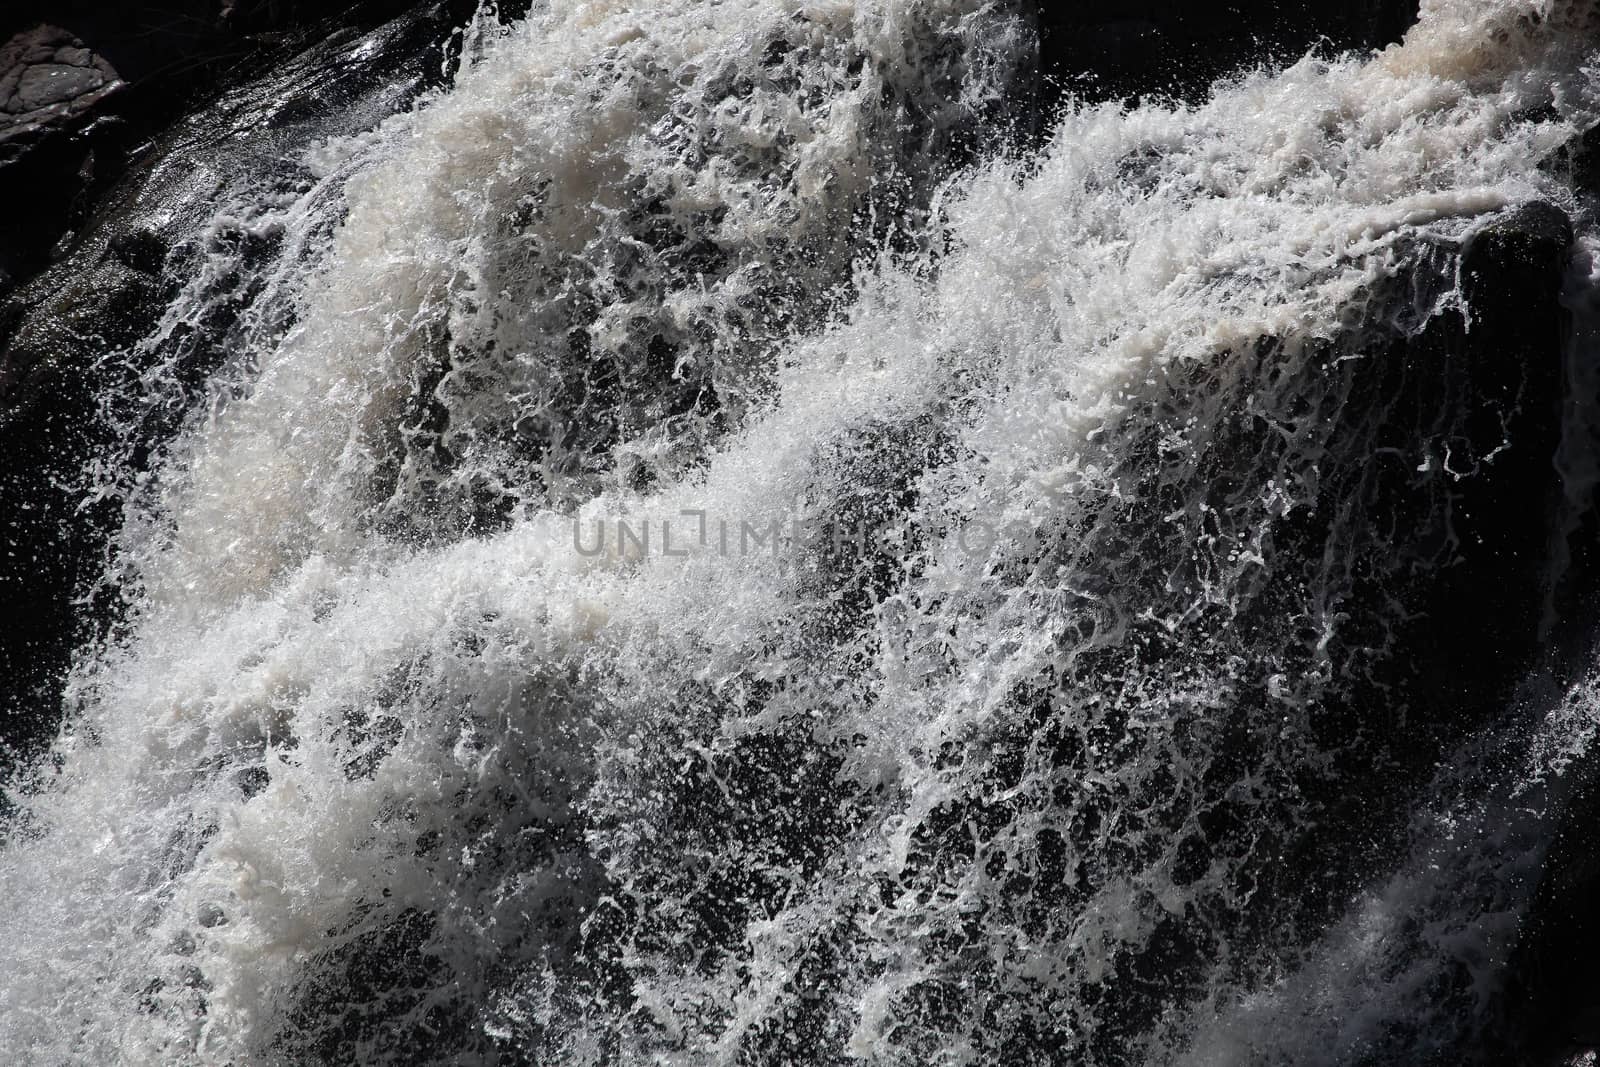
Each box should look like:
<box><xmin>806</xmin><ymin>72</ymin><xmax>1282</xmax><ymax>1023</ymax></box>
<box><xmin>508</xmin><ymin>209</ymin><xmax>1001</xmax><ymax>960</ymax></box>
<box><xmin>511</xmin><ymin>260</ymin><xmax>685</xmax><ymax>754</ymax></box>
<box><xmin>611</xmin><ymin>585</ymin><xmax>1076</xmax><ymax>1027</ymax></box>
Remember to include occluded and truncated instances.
<box><xmin>3</xmin><ymin>0</ymin><xmax>1599</xmax><ymax>1062</ymax></box>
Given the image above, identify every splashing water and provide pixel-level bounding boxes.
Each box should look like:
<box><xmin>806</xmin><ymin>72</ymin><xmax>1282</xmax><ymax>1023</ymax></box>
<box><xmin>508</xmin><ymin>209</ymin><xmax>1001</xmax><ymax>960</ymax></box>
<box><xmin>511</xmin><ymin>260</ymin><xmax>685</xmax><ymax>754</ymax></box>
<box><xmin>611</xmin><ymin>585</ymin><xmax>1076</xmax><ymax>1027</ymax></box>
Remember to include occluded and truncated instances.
<box><xmin>5</xmin><ymin>0</ymin><xmax>1600</xmax><ymax>1062</ymax></box>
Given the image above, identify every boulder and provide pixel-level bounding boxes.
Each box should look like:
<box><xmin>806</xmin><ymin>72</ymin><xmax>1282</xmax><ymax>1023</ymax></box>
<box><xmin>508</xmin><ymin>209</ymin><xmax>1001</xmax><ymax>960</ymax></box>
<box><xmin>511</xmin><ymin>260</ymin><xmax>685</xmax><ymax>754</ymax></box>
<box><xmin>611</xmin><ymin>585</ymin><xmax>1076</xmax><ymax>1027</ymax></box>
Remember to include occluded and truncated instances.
<box><xmin>0</xmin><ymin>26</ymin><xmax>121</xmax><ymax>144</ymax></box>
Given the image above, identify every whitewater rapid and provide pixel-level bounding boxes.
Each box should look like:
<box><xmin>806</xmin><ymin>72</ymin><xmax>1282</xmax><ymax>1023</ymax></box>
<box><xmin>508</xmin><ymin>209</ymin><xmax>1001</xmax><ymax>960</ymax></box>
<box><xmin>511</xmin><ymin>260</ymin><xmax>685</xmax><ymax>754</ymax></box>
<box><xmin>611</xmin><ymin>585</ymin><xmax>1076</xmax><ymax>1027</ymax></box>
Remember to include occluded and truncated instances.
<box><xmin>5</xmin><ymin>0</ymin><xmax>1600</xmax><ymax>1063</ymax></box>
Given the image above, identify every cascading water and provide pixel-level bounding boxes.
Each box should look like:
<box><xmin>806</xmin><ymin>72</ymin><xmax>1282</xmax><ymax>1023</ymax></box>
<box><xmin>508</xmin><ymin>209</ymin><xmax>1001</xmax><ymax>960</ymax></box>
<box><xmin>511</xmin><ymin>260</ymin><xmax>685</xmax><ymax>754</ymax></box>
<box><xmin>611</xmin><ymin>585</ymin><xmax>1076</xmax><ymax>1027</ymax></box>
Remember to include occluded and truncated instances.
<box><xmin>6</xmin><ymin>0</ymin><xmax>1600</xmax><ymax>1063</ymax></box>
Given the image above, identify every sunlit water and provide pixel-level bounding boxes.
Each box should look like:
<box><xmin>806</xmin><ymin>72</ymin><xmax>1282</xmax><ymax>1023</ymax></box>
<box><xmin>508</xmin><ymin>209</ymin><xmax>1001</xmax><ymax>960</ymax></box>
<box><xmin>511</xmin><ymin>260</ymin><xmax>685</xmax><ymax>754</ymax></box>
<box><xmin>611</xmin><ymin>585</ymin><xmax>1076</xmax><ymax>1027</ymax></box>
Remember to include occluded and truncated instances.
<box><xmin>5</xmin><ymin>0</ymin><xmax>1600</xmax><ymax>1062</ymax></box>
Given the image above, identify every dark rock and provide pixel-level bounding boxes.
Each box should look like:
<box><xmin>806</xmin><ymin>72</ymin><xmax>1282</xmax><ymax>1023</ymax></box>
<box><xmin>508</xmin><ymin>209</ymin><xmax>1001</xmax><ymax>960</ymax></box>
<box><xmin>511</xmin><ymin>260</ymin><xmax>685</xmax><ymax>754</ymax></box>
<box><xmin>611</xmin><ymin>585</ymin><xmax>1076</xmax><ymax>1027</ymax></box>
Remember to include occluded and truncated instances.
<box><xmin>0</xmin><ymin>257</ymin><xmax>160</xmax><ymax>420</ymax></box>
<box><xmin>1194</xmin><ymin>202</ymin><xmax>1573</xmax><ymax>1060</ymax></box>
<box><xmin>108</xmin><ymin>228</ymin><xmax>167</xmax><ymax>275</ymax></box>
<box><xmin>1454</xmin><ymin>206</ymin><xmax>1600</xmax><ymax>1067</ymax></box>
<box><xmin>1413</xmin><ymin>206</ymin><xmax>1600</xmax><ymax>1065</ymax></box>
<box><xmin>1414</xmin><ymin>201</ymin><xmax>1575</xmax><ymax>697</ymax></box>
<box><xmin>1348</xmin><ymin>204</ymin><xmax>1578</xmax><ymax>1064</ymax></box>
<box><xmin>0</xmin><ymin>1</ymin><xmax>490</xmax><ymax>291</ymax></box>
<box><xmin>1029</xmin><ymin>0</ymin><xmax>1420</xmax><ymax>105</ymax></box>
<box><xmin>0</xmin><ymin>26</ymin><xmax>121</xmax><ymax>147</ymax></box>
<box><xmin>1503</xmin><ymin>762</ymin><xmax>1600</xmax><ymax>1061</ymax></box>
<box><xmin>0</xmin><ymin>251</ymin><xmax>158</xmax><ymax>774</ymax></box>
<box><xmin>14</xmin><ymin>63</ymin><xmax>107</xmax><ymax>110</ymax></box>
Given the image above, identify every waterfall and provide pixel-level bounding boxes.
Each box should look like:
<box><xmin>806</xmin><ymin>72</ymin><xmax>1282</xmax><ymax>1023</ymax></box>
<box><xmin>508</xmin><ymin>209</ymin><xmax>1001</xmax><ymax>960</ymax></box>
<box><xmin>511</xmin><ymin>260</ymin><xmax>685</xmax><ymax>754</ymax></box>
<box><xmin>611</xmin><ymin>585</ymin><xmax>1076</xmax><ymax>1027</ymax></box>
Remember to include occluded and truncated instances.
<box><xmin>4</xmin><ymin>0</ymin><xmax>1600</xmax><ymax>1062</ymax></box>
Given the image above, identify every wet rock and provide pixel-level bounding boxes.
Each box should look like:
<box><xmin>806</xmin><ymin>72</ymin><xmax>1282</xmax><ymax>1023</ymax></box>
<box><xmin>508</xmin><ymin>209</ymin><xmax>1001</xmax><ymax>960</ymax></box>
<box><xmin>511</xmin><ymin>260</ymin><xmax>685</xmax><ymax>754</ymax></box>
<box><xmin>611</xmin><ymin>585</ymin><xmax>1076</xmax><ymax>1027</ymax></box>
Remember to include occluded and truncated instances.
<box><xmin>1503</xmin><ymin>764</ymin><xmax>1600</xmax><ymax>1062</ymax></box>
<box><xmin>0</xmin><ymin>1</ymin><xmax>505</xmax><ymax>289</ymax></box>
<box><xmin>0</xmin><ymin>27</ymin><xmax>128</xmax><ymax>287</ymax></box>
<box><xmin>0</xmin><ymin>257</ymin><xmax>161</xmax><ymax>420</ymax></box>
<box><xmin>108</xmin><ymin>228</ymin><xmax>167</xmax><ymax>276</ymax></box>
<box><xmin>0</xmin><ymin>244</ymin><xmax>166</xmax><ymax>771</ymax></box>
<box><xmin>1029</xmin><ymin>0</ymin><xmax>1419</xmax><ymax>104</ymax></box>
<box><xmin>0</xmin><ymin>0</ymin><xmax>495</xmax><ymax>775</ymax></box>
<box><xmin>1134</xmin><ymin>200</ymin><xmax>1574</xmax><ymax>1061</ymax></box>
<box><xmin>1414</xmin><ymin>201</ymin><xmax>1574</xmax><ymax>693</ymax></box>
<box><xmin>1429</xmin><ymin>206</ymin><xmax>1600</xmax><ymax>1065</ymax></box>
<box><xmin>14</xmin><ymin>63</ymin><xmax>106</xmax><ymax>111</ymax></box>
<box><xmin>0</xmin><ymin>26</ymin><xmax>121</xmax><ymax>144</ymax></box>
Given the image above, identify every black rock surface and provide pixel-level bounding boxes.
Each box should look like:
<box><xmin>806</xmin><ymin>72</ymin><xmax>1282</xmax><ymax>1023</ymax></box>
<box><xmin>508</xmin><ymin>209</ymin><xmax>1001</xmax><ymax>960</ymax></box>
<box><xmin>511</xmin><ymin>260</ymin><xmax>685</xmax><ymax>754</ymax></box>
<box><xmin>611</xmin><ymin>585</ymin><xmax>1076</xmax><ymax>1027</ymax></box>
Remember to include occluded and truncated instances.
<box><xmin>1032</xmin><ymin>0</ymin><xmax>1420</xmax><ymax>104</ymax></box>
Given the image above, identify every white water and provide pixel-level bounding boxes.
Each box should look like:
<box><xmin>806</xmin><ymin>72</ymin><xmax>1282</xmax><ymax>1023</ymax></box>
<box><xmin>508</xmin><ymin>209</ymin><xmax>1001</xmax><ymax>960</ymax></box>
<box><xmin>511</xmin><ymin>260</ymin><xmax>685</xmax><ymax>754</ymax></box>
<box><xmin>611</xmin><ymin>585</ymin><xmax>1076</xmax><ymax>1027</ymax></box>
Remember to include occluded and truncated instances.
<box><xmin>5</xmin><ymin>0</ymin><xmax>1600</xmax><ymax>1062</ymax></box>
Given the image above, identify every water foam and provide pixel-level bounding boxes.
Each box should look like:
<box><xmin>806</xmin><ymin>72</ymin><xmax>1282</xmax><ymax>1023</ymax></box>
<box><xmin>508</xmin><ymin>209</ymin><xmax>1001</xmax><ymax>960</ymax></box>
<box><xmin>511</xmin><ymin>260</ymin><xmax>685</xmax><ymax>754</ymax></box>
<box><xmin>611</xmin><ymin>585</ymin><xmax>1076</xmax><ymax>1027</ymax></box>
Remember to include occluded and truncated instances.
<box><xmin>4</xmin><ymin>0</ymin><xmax>1600</xmax><ymax>1062</ymax></box>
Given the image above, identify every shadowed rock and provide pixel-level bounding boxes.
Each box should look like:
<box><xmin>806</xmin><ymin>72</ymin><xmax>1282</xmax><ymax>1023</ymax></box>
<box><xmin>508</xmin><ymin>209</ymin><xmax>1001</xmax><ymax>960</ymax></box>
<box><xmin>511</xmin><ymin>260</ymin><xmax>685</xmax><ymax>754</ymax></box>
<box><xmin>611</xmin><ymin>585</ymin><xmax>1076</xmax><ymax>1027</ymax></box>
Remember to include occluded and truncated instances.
<box><xmin>0</xmin><ymin>26</ymin><xmax>122</xmax><ymax>142</ymax></box>
<box><xmin>1030</xmin><ymin>0</ymin><xmax>1420</xmax><ymax>104</ymax></box>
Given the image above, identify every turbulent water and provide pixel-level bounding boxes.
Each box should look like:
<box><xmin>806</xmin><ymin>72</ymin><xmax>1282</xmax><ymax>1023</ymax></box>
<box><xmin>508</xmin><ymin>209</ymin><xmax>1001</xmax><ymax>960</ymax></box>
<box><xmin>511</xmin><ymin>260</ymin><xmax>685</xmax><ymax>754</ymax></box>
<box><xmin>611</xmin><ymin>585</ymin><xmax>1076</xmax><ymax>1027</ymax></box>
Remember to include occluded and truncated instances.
<box><xmin>7</xmin><ymin>0</ymin><xmax>1600</xmax><ymax>1062</ymax></box>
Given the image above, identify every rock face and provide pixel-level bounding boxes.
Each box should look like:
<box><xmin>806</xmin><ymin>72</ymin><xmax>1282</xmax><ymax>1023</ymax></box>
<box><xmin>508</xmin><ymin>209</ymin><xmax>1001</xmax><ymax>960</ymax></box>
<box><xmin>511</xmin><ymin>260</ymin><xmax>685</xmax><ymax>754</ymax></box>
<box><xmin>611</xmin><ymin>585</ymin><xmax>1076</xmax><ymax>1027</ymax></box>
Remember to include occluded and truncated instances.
<box><xmin>0</xmin><ymin>1</ymin><xmax>501</xmax><ymax>288</ymax></box>
<box><xmin>0</xmin><ymin>26</ymin><xmax>121</xmax><ymax>142</ymax></box>
<box><xmin>0</xmin><ymin>26</ymin><xmax>125</xmax><ymax>288</ymax></box>
<box><xmin>1033</xmin><ymin>0</ymin><xmax>1420</xmax><ymax>102</ymax></box>
<box><xmin>0</xmin><ymin>252</ymin><xmax>165</xmax><ymax>777</ymax></box>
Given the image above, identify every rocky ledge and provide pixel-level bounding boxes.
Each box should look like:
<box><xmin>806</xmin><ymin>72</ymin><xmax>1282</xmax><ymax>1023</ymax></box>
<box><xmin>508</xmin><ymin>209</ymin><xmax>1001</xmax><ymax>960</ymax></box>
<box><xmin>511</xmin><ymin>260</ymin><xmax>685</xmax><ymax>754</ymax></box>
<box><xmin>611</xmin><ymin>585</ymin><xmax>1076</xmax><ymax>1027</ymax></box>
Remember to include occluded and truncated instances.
<box><xmin>0</xmin><ymin>25</ymin><xmax>122</xmax><ymax>150</ymax></box>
